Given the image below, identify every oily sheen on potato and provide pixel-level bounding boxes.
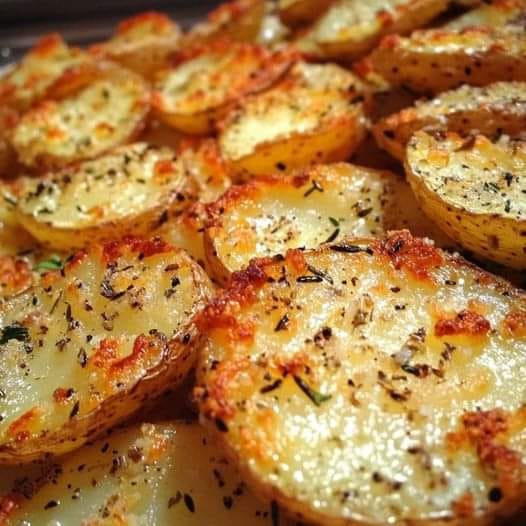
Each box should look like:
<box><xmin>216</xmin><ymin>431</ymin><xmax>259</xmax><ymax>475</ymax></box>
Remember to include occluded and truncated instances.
<box><xmin>373</xmin><ymin>82</ymin><xmax>526</xmax><ymax>161</ymax></box>
<box><xmin>219</xmin><ymin>61</ymin><xmax>369</xmax><ymax>177</ymax></box>
<box><xmin>197</xmin><ymin>231</ymin><xmax>526</xmax><ymax>525</ymax></box>
<box><xmin>0</xmin><ymin>421</ymin><xmax>296</xmax><ymax>526</ymax></box>
<box><xmin>10</xmin><ymin>63</ymin><xmax>150</xmax><ymax>169</ymax></box>
<box><xmin>14</xmin><ymin>143</ymin><xmax>196</xmax><ymax>251</ymax></box>
<box><xmin>406</xmin><ymin>131</ymin><xmax>526</xmax><ymax>270</ymax></box>
<box><xmin>203</xmin><ymin>162</ymin><xmax>454</xmax><ymax>283</ymax></box>
<box><xmin>0</xmin><ymin>237</ymin><xmax>211</xmax><ymax>463</ymax></box>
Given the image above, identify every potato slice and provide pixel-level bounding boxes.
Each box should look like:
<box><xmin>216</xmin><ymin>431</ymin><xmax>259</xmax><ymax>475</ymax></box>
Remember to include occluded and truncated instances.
<box><xmin>256</xmin><ymin>1</ymin><xmax>291</xmax><ymax>47</ymax></box>
<box><xmin>0</xmin><ymin>238</ymin><xmax>212</xmax><ymax>462</ymax></box>
<box><xmin>362</xmin><ymin>27</ymin><xmax>526</xmax><ymax>94</ymax></box>
<box><xmin>406</xmin><ymin>131</ymin><xmax>526</xmax><ymax>269</ymax></box>
<box><xmin>186</xmin><ymin>0</ymin><xmax>266</xmax><ymax>45</ymax></box>
<box><xmin>203</xmin><ymin>163</ymin><xmax>454</xmax><ymax>283</ymax></box>
<box><xmin>445</xmin><ymin>0</ymin><xmax>526</xmax><ymax>31</ymax></box>
<box><xmin>0</xmin><ymin>421</ymin><xmax>299</xmax><ymax>525</ymax></box>
<box><xmin>219</xmin><ymin>61</ymin><xmax>369</xmax><ymax>178</ymax></box>
<box><xmin>0</xmin><ymin>34</ymin><xmax>90</xmax><ymax>112</ymax></box>
<box><xmin>90</xmin><ymin>11</ymin><xmax>181</xmax><ymax>79</ymax></box>
<box><xmin>278</xmin><ymin>0</ymin><xmax>335</xmax><ymax>26</ymax></box>
<box><xmin>297</xmin><ymin>0</ymin><xmax>448</xmax><ymax>60</ymax></box>
<box><xmin>10</xmin><ymin>63</ymin><xmax>150</xmax><ymax>169</ymax></box>
<box><xmin>153</xmin><ymin>41</ymin><xmax>294</xmax><ymax>135</ymax></box>
<box><xmin>373</xmin><ymin>81</ymin><xmax>526</xmax><ymax>161</ymax></box>
<box><xmin>14</xmin><ymin>143</ymin><xmax>196</xmax><ymax>251</ymax></box>
<box><xmin>196</xmin><ymin>230</ymin><xmax>526</xmax><ymax>526</ymax></box>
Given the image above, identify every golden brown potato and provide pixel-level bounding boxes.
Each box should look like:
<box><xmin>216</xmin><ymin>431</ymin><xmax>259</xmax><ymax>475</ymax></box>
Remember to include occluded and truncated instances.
<box><xmin>219</xmin><ymin>61</ymin><xmax>369</xmax><ymax>178</ymax></box>
<box><xmin>373</xmin><ymin>81</ymin><xmax>526</xmax><ymax>161</ymax></box>
<box><xmin>152</xmin><ymin>41</ymin><xmax>295</xmax><ymax>135</ymax></box>
<box><xmin>296</xmin><ymin>0</ymin><xmax>449</xmax><ymax>61</ymax></box>
<box><xmin>196</xmin><ymin>230</ymin><xmax>526</xmax><ymax>526</ymax></box>
<box><xmin>446</xmin><ymin>0</ymin><xmax>526</xmax><ymax>31</ymax></box>
<box><xmin>362</xmin><ymin>27</ymin><xmax>526</xmax><ymax>94</ymax></box>
<box><xmin>0</xmin><ymin>238</ymin><xmax>212</xmax><ymax>462</ymax></box>
<box><xmin>0</xmin><ymin>421</ymin><xmax>295</xmax><ymax>525</ymax></box>
<box><xmin>0</xmin><ymin>34</ymin><xmax>90</xmax><ymax>112</ymax></box>
<box><xmin>90</xmin><ymin>11</ymin><xmax>181</xmax><ymax>79</ymax></box>
<box><xmin>10</xmin><ymin>62</ymin><xmax>150</xmax><ymax>169</ymax></box>
<box><xmin>278</xmin><ymin>0</ymin><xmax>335</xmax><ymax>26</ymax></box>
<box><xmin>203</xmin><ymin>163</ymin><xmax>455</xmax><ymax>283</ymax></box>
<box><xmin>13</xmin><ymin>143</ymin><xmax>197</xmax><ymax>251</ymax></box>
<box><xmin>406</xmin><ymin>130</ymin><xmax>526</xmax><ymax>269</ymax></box>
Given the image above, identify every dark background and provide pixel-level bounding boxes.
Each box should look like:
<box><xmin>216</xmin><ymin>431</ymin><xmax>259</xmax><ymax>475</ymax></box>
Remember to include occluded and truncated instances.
<box><xmin>0</xmin><ymin>0</ymin><xmax>220</xmax><ymax>65</ymax></box>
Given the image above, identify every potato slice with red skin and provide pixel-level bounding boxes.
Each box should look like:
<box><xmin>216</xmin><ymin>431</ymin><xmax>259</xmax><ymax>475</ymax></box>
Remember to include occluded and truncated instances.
<box><xmin>152</xmin><ymin>40</ymin><xmax>295</xmax><ymax>135</ymax></box>
<box><xmin>0</xmin><ymin>237</ymin><xmax>212</xmax><ymax>463</ymax></box>
<box><xmin>90</xmin><ymin>11</ymin><xmax>181</xmax><ymax>79</ymax></box>
<box><xmin>361</xmin><ymin>27</ymin><xmax>526</xmax><ymax>95</ymax></box>
<box><xmin>10</xmin><ymin>62</ymin><xmax>150</xmax><ymax>169</ymax></box>
<box><xmin>196</xmin><ymin>231</ymin><xmax>526</xmax><ymax>525</ymax></box>
<box><xmin>373</xmin><ymin>82</ymin><xmax>526</xmax><ymax>161</ymax></box>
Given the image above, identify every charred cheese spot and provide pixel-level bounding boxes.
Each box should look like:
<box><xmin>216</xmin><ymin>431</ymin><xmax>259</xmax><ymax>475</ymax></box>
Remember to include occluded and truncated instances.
<box><xmin>435</xmin><ymin>310</ymin><xmax>491</xmax><ymax>338</ymax></box>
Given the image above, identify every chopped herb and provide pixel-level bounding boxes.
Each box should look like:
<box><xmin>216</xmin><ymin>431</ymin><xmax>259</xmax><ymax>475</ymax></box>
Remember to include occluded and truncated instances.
<box><xmin>329</xmin><ymin>217</ymin><xmax>339</xmax><ymax>227</ymax></box>
<box><xmin>325</xmin><ymin>228</ymin><xmax>340</xmax><ymax>243</ymax></box>
<box><xmin>35</xmin><ymin>255</ymin><xmax>63</xmax><ymax>272</ymax></box>
<box><xmin>168</xmin><ymin>492</ymin><xmax>182</xmax><ymax>508</ymax></box>
<box><xmin>307</xmin><ymin>264</ymin><xmax>333</xmax><ymax>284</ymax></box>
<box><xmin>303</xmin><ymin>180</ymin><xmax>323</xmax><ymax>197</ymax></box>
<box><xmin>293</xmin><ymin>376</ymin><xmax>331</xmax><ymax>406</ymax></box>
<box><xmin>274</xmin><ymin>314</ymin><xmax>289</xmax><ymax>332</ymax></box>
<box><xmin>330</xmin><ymin>243</ymin><xmax>373</xmax><ymax>255</ymax></box>
<box><xmin>69</xmin><ymin>400</ymin><xmax>80</xmax><ymax>419</ymax></box>
<box><xmin>0</xmin><ymin>324</ymin><xmax>29</xmax><ymax>345</ymax></box>
<box><xmin>260</xmin><ymin>379</ymin><xmax>283</xmax><ymax>394</ymax></box>
<box><xmin>183</xmin><ymin>493</ymin><xmax>195</xmax><ymax>513</ymax></box>
<box><xmin>271</xmin><ymin>501</ymin><xmax>280</xmax><ymax>526</ymax></box>
<box><xmin>296</xmin><ymin>275</ymin><xmax>322</xmax><ymax>283</ymax></box>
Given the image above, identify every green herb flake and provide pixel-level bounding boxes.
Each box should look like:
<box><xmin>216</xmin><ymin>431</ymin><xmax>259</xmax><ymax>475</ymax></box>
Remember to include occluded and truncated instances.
<box><xmin>293</xmin><ymin>375</ymin><xmax>332</xmax><ymax>406</ymax></box>
<box><xmin>35</xmin><ymin>255</ymin><xmax>63</xmax><ymax>272</ymax></box>
<box><xmin>0</xmin><ymin>324</ymin><xmax>29</xmax><ymax>345</ymax></box>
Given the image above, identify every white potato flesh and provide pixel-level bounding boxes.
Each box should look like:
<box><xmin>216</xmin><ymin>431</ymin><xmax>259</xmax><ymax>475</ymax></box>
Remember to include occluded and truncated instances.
<box><xmin>204</xmin><ymin>163</ymin><xmax>456</xmax><ymax>283</ymax></box>
<box><xmin>90</xmin><ymin>11</ymin><xmax>181</xmax><ymax>78</ymax></box>
<box><xmin>364</xmin><ymin>27</ymin><xmax>526</xmax><ymax>94</ymax></box>
<box><xmin>10</xmin><ymin>64</ymin><xmax>150</xmax><ymax>169</ymax></box>
<box><xmin>256</xmin><ymin>1</ymin><xmax>291</xmax><ymax>47</ymax></box>
<box><xmin>297</xmin><ymin>0</ymin><xmax>448</xmax><ymax>60</ymax></box>
<box><xmin>373</xmin><ymin>81</ymin><xmax>526</xmax><ymax>161</ymax></box>
<box><xmin>219</xmin><ymin>61</ymin><xmax>369</xmax><ymax>177</ymax></box>
<box><xmin>153</xmin><ymin>42</ymin><xmax>294</xmax><ymax>135</ymax></box>
<box><xmin>0</xmin><ymin>421</ymin><xmax>298</xmax><ymax>526</ymax></box>
<box><xmin>445</xmin><ymin>0</ymin><xmax>526</xmax><ymax>31</ymax></box>
<box><xmin>0</xmin><ymin>238</ymin><xmax>212</xmax><ymax>462</ymax></box>
<box><xmin>197</xmin><ymin>231</ymin><xmax>526</xmax><ymax>526</ymax></box>
<box><xmin>406</xmin><ymin>131</ymin><xmax>526</xmax><ymax>270</ymax></box>
<box><xmin>14</xmin><ymin>143</ymin><xmax>196</xmax><ymax>251</ymax></box>
<box><xmin>0</xmin><ymin>34</ymin><xmax>90</xmax><ymax>111</ymax></box>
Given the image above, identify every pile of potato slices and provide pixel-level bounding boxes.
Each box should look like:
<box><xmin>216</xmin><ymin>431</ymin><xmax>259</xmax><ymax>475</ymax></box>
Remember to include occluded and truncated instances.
<box><xmin>0</xmin><ymin>1</ymin><xmax>525</xmax><ymax>525</ymax></box>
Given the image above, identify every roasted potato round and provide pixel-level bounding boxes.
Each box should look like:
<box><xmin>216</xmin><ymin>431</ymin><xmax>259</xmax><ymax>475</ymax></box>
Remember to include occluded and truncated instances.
<box><xmin>219</xmin><ymin>61</ymin><xmax>369</xmax><ymax>178</ymax></box>
<box><xmin>0</xmin><ymin>421</ymin><xmax>295</xmax><ymax>525</ymax></box>
<box><xmin>0</xmin><ymin>34</ymin><xmax>90</xmax><ymax>112</ymax></box>
<box><xmin>362</xmin><ymin>27</ymin><xmax>526</xmax><ymax>94</ymax></box>
<box><xmin>153</xmin><ymin>41</ymin><xmax>295</xmax><ymax>135</ymax></box>
<box><xmin>297</xmin><ymin>0</ymin><xmax>448</xmax><ymax>61</ymax></box>
<box><xmin>90</xmin><ymin>11</ymin><xmax>181</xmax><ymax>79</ymax></box>
<box><xmin>14</xmin><ymin>142</ymin><xmax>196</xmax><ymax>251</ymax></box>
<box><xmin>374</xmin><ymin>81</ymin><xmax>526</xmax><ymax>161</ymax></box>
<box><xmin>203</xmin><ymin>163</ymin><xmax>455</xmax><ymax>283</ymax></box>
<box><xmin>197</xmin><ymin>231</ymin><xmax>526</xmax><ymax>526</ymax></box>
<box><xmin>10</xmin><ymin>62</ymin><xmax>150</xmax><ymax>169</ymax></box>
<box><xmin>406</xmin><ymin>131</ymin><xmax>526</xmax><ymax>269</ymax></box>
<box><xmin>0</xmin><ymin>237</ymin><xmax>212</xmax><ymax>462</ymax></box>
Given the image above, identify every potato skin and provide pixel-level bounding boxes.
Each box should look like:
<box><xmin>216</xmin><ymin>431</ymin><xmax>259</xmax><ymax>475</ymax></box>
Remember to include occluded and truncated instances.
<box><xmin>0</xmin><ymin>238</ymin><xmax>212</xmax><ymax>463</ymax></box>
<box><xmin>406</xmin><ymin>131</ymin><xmax>526</xmax><ymax>269</ymax></box>
<box><xmin>219</xmin><ymin>62</ymin><xmax>369</xmax><ymax>178</ymax></box>
<box><xmin>197</xmin><ymin>231</ymin><xmax>526</xmax><ymax>525</ymax></box>
<box><xmin>153</xmin><ymin>41</ymin><xmax>295</xmax><ymax>135</ymax></box>
<box><xmin>362</xmin><ymin>27</ymin><xmax>526</xmax><ymax>94</ymax></box>
<box><xmin>373</xmin><ymin>82</ymin><xmax>526</xmax><ymax>161</ymax></box>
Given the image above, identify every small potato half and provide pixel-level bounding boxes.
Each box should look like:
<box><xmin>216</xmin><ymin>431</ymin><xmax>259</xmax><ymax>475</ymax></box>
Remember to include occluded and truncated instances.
<box><xmin>0</xmin><ymin>237</ymin><xmax>212</xmax><ymax>462</ymax></box>
<box><xmin>10</xmin><ymin>62</ymin><xmax>150</xmax><ymax>169</ymax></box>
<box><xmin>14</xmin><ymin>142</ymin><xmax>196</xmax><ymax>251</ymax></box>
<box><xmin>406</xmin><ymin>130</ymin><xmax>526</xmax><ymax>269</ymax></box>
<box><xmin>153</xmin><ymin>40</ymin><xmax>295</xmax><ymax>135</ymax></box>
<box><xmin>219</xmin><ymin>61</ymin><xmax>369</xmax><ymax>178</ymax></box>
<box><xmin>374</xmin><ymin>82</ymin><xmax>526</xmax><ymax>161</ymax></box>
<box><xmin>196</xmin><ymin>231</ymin><xmax>526</xmax><ymax>526</ymax></box>
<box><xmin>203</xmin><ymin>162</ymin><xmax>454</xmax><ymax>283</ymax></box>
<box><xmin>296</xmin><ymin>0</ymin><xmax>449</xmax><ymax>61</ymax></box>
<box><xmin>90</xmin><ymin>11</ymin><xmax>182</xmax><ymax>79</ymax></box>
<box><xmin>362</xmin><ymin>27</ymin><xmax>526</xmax><ymax>94</ymax></box>
<box><xmin>0</xmin><ymin>421</ymin><xmax>295</xmax><ymax>525</ymax></box>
